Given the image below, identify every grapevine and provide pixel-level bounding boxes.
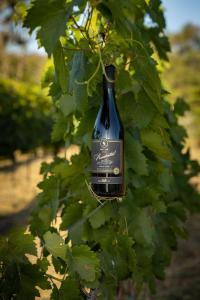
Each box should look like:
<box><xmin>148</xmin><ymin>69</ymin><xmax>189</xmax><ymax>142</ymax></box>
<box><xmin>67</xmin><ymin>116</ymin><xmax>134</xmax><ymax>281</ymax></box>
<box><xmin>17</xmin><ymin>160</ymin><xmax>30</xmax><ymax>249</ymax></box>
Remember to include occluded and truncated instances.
<box><xmin>0</xmin><ymin>0</ymin><xmax>200</xmax><ymax>299</ymax></box>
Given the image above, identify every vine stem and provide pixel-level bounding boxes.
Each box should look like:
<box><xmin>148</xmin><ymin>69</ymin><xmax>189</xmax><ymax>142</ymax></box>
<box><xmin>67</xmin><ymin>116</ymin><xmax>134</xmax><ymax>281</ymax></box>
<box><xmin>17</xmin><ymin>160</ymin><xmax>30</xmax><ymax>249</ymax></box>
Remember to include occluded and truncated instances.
<box><xmin>98</xmin><ymin>47</ymin><xmax>115</xmax><ymax>83</ymax></box>
<box><xmin>46</xmin><ymin>273</ymin><xmax>63</xmax><ymax>283</ymax></box>
<box><xmin>124</xmin><ymin>216</ymin><xmax>129</xmax><ymax>235</ymax></box>
<box><xmin>85</xmin><ymin>178</ymin><xmax>122</xmax><ymax>202</ymax></box>
<box><xmin>61</xmin><ymin>265</ymin><xmax>68</xmax><ymax>282</ymax></box>
<box><xmin>62</xmin><ymin>46</ymin><xmax>90</xmax><ymax>52</ymax></box>
<box><xmin>75</xmin><ymin>55</ymin><xmax>101</xmax><ymax>96</ymax></box>
<box><xmin>75</xmin><ymin>45</ymin><xmax>116</xmax><ymax>96</ymax></box>
<box><xmin>86</xmin><ymin>6</ymin><xmax>93</xmax><ymax>31</ymax></box>
<box><xmin>71</xmin><ymin>15</ymin><xmax>93</xmax><ymax>50</ymax></box>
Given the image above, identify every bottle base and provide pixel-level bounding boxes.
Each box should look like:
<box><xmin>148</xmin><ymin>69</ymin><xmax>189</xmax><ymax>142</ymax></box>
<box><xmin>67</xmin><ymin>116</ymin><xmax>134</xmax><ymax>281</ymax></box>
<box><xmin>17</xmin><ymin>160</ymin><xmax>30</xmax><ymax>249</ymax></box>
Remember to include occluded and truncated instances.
<box><xmin>91</xmin><ymin>184</ymin><xmax>124</xmax><ymax>199</ymax></box>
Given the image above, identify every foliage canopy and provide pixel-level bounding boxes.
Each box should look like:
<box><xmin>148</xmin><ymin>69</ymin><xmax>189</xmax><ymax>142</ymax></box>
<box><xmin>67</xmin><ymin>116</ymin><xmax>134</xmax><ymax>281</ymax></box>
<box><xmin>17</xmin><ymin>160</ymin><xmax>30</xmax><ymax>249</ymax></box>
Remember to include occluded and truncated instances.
<box><xmin>0</xmin><ymin>77</ymin><xmax>53</xmax><ymax>160</ymax></box>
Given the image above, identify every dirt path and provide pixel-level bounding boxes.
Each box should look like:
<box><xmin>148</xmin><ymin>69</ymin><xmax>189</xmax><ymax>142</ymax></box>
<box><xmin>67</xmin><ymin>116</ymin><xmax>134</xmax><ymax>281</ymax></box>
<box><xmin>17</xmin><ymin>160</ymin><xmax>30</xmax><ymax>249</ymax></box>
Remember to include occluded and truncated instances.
<box><xmin>0</xmin><ymin>145</ymin><xmax>79</xmax><ymax>233</ymax></box>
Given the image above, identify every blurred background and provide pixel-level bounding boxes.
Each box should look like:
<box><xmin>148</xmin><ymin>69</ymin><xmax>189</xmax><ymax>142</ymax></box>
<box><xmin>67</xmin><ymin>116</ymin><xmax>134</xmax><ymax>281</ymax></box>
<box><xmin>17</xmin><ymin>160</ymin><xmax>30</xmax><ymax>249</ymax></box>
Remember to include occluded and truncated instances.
<box><xmin>0</xmin><ymin>0</ymin><xmax>200</xmax><ymax>299</ymax></box>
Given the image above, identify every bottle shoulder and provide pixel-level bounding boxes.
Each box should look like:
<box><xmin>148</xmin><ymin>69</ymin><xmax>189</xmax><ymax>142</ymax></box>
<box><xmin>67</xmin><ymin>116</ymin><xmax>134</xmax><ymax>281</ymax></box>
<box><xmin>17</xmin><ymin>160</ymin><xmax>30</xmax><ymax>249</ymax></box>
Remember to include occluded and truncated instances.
<box><xmin>92</xmin><ymin>104</ymin><xmax>124</xmax><ymax>140</ymax></box>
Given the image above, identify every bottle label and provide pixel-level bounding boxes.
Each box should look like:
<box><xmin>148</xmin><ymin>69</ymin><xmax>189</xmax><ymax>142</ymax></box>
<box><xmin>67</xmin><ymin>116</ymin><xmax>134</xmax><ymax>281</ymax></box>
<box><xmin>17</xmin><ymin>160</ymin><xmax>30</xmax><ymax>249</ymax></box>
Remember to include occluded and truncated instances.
<box><xmin>91</xmin><ymin>139</ymin><xmax>123</xmax><ymax>174</ymax></box>
<box><xmin>91</xmin><ymin>176</ymin><xmax>123</xmax><ymax>184</ymax></box>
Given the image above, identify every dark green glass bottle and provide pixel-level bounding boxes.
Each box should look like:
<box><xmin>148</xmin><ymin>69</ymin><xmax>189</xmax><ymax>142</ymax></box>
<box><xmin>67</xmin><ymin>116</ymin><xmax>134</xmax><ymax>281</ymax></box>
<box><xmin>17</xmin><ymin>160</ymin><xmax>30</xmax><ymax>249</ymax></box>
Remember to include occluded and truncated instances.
<box><xmin>91</xmin><ymin>65</ymin><xmax>124</xmax><ymax>198</ymax></box>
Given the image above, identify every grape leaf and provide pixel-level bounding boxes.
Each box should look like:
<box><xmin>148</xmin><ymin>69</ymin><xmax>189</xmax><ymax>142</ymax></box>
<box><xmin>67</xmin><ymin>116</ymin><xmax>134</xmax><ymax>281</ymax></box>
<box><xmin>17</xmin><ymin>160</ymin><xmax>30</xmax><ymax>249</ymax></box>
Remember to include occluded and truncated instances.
<box><xmin>125</xmin><ymin>131</ymin><xmax>148</xmax><ymax>175</ymax></box>
<box><xmin>37</xmin><ymin>206</ymin><xmax>52</xmax><ymax>229</ymax></box>
<box><xmin>147</xmin><ymin>0</ymin><xmax>166</xmax><ymax>30</ymax></box>
<box><xmin>150</xmin><ymin>113</ymin><xmax>169</xmax><ymax>129</ymax></box>
<box><xmin>132</xmin><ymin>186</ymin><xmax>161</xmax><ymax>208</ymax></box>
<box><xmin>58</xmin><ymin>278</ymin><xmax>83</xmax><ymax>300</ymax></box>
<box><xmin>152</xmin><ymin>244</ymin><xmax>170</xmax><ymax>280</ymax></box>
<box><xmin>89</xmin><ymin>203</ymin><xmax>115</xmax><ymax>229</ymax></box>
<box><xmin>100</xmin><ymin>234</ymin><xmax>136</xmax><ymax>280</ymax></box>
<box><xmin>70</xmin><ymin>245</ymin><xmax>100</xmax><ymax>282</ymax></box>
<box><xmin>118</xmin><ymin>91</ymin><xmax>156</xmax><ymax>129</ymax></box>
<box><xmin>174</xmin><ymin>97</ymin><xmax>190</xmax><ymax>116</ymax></box>
<box><xmin>53</xmin><ymin>41</ymin><xmax>68</xmax><ymax>93</ymax></box>
<box><xmin>170</xmin><ymin>125</ymin><xmax>187</xmax><ymax>144</ymax></box>
<box><xmin>23</xmin><ymin>263</ymin><xmax>51</xmax><ymax>290</ymax></box>
<box><xmin>89</xmin><ymin>209</ymin><xmax>106</xmax><ymax>229</ymax></box>
<box><xmin>116</xmin><ymin>69</ymin><xmax>137</xmax><ymax>95</ymax></box>
<box><xmin>37</xmin><ymin>257</ymin><xmax>50</xmax><ymax>273</ymax></box>
<box><xmin>134</xmin><ymin>56</ymin><xmax>163</xmax><ymax>113</ymax></box>
<box><xmin>51</xmin><ymin>112</ymin><xmax>69</xmax><ymax>142</ymax></box>
<box><xmin>69</xmin><ymin>51</ymin><xmax>87</xmax><ymax>111</ymax></box>
<box><xmin>60</xmin><ymin>203</ymin><xmax>83</xmax><ymax>230</ymax></box>
<box><xmin>59</xmin><ymin>94</ymin><xmax>76</xmax><ymax>116</ymax></box>
<box><xmin>37</xmin><ymin>176</ymin><xmax>60</xmax><ymax>220</ymax></box>
<box><xmin>0</xmin><ymin>228</ymin><xmax>36</xmax><ymax>264</ymax></box>
<box><xmin>24</xmin><ymin>0</ymin><xmax>71</xmax><ymax>55</ymax></box>
<box><xmin>129</xmin><ymin>208</ymin><xmax>155</xmax><ymax>247</ymax></box>
<box><xmin>141</xmin><ymin>128</ymin><xmax>172</xmax><ymax>160</ymax></box>
<box><xmin>43</xmin><ymin>231</ymin><xmax>67</xmax><ymax>261</ymax></box>
<box><xmin>159</xmin><ymin>168</ymin><xmax>173</xmax><ymax>192</ymax></box>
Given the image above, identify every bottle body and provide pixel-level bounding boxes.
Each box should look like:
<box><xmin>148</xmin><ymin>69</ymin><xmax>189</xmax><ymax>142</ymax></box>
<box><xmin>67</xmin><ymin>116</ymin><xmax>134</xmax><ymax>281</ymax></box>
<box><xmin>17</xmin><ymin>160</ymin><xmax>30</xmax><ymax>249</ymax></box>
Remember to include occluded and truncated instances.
<box><xmin>91</xmin><ymin>65</ymin><xmax>124</xmax><ymax>198</ymax></box>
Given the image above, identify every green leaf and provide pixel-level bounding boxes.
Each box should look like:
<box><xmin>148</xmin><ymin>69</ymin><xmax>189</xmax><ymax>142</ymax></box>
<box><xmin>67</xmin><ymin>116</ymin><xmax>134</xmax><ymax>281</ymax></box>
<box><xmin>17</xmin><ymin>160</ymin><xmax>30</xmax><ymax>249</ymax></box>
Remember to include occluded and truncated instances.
<box><xmin>58</xmin><ymin>278</ymin><xmax>83</xmax><ymax>300</ymax></box>
<box><xmin>147</xmin><ymin>0</ymin><xmax>166</xmax><ymax>30</ymax></box>
<box><xmin>103</xmin><ymin>0</ymin><xmax>141</xmax><ymax>37</ymax></box>
<box><xmin>53</xmin><ymin>41</ymin><xmax>68</xmax><ymax>93</ymax></box>
<box><xmin>133</xmin><ymin>53</ymin><xmax>163</xmax><ymax>113</ymax></box>
<box><xmin>132</xmin><ymin>186</ymin><xmax>161</xmax><ymax>208</ymax></box>
<box><xmin>147</xmin><ymin>28</ymin><xmax>170</xmax><ymax>61</ymax></box>
<box><xmin>125</xmin><ymin>132</ymin><xmax>148</xmax><ymax>175</ymax></box>
<box><xmin>174</xmin><ymin>97</ymin><xmax>190</xmax><ymax>116</ymax></box>
<box><xmin>53</xmin><ymin>160</ymin><xmax>78</xmax><ymax>179</ymax></box>
<box><xmin>69</xmin><ymin>52</ymin><xmax>84</xmax><ymax>92</ymax></box>
<box><xmin>71</xmin><ymin>245</ymin><xmax>100</xmax><ymax>282</ymax></box>
<box><xmin>59</xmin><ymin>94</ymin><xmax>76</xmax><ymax>116</ymax></box>
<box><xmin>141</xmin><ymin>128</ymin><xmax>172</xmax><ymax>160</ymax></box>
<box><xmin>100</xmin><ymin>234</ymin><xmax>136</xmax><ymax>280</ymax></box>
<box><xmin>51</xmin><ymin>256</ymin><xmax>66</xmax><ymax>274</ymax></box>
<box><xmin>152</xmin><ymin>244</ymin><xmax>170</xmax><ymax>280</ymax></box>
<box><xmin>170</xmin><ymin>125</ymin><xmax>187</xmax><ymax>144</ymax></box>
<box><xmin>116</xmin><ymin>70</ymin><xmax>138</xmax><ymax>95</ymax></box>
<box><xmin>24</xmin><ymin>0</ymin><xmax>71</xmax><ymax>55</ymax></box>
<box><xmin>37</xmin><ymin>257</ymin><xmax>50</xmax><ymax>272</ymax></box>
<box><xmin>11</xmin><ymin>230</ymin><xmax>37</xmax><ymax>257</ymax></box>
<box><xmin>97</xmin><ymin>276</ymin><xmax>117</xmax><ymax>300</ymax></box>
<box><xmin>37</xmin><ymin>176</ymin><xmax>60</xmax><ymax>219</ymax></box>
<box><xmin>69</xmin><ymin>51</ymin><xmax>87</xmax><ymax>111</ymax></box>
<box><xmin>129</xmin><ymin>208</ymin><xmax>155</xmax><ymax>247</ymax></box>
<box><xmin>89</xmin><ymin>209</ymin><xmax>106</xmax><ymax>229</ymax></box>
<box><xmin>17</xmin><ymin>263</ymin><xmax>51</xmax><ymax>299</ymax></box>
<box><xmin>43</xmin><ymin>231</ymin><xmax>67</xmax><ymax>261</ymax></box>
<box><xmin>51</xmin><ymin>112</ymin><xmax>69</xmax><ymax>142</ymax></box>
<box><xmin>75</xmin><ymin>107</ymin><xmax>97</xmax><ymax>146</ymax></box>
<box><xmin>38</xmin><ymin>206</ymin><xmax>52</xmax><ymax>228</ymax></box>
<box><xmin>152</xmin><ymin>199</ymin><xmax>166</xmax><ymax>213</ymax></box>
<box><xmin>159</xmin><ymin>168</ymin><xmax>173</xmax><ymax>192</ymax></box>
<box><xmin>118</xmin><ymin>91</ymin><xmax>156</xmax><ymax>129</ymax></box>
<box><xmin>0</xmin><ymin>229</ymin><xmax>36</xmax><ymax>264</ymax></box>
<box><xmin>60</xmin><ymin>203</ymin><xmax>83</xmax><ymax>230</ymax></box>
<box><xmin>150</xmin><ymin>113</ymin><xmax>169</xmax><ymax>129</ymax></box>
<box><xmin>89</xmin><ymin>203</ymin><xmax>114</xmax><ymax>229</ymax></box>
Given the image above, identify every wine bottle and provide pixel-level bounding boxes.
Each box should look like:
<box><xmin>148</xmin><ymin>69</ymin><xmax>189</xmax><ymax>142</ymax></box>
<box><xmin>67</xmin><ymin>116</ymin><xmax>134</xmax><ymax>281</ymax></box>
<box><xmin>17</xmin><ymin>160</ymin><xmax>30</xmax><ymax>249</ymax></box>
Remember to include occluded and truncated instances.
<box><xmin>91</xmin><ymin>64</ymin><xmax>124</xmax><ymax>198</ymax></box>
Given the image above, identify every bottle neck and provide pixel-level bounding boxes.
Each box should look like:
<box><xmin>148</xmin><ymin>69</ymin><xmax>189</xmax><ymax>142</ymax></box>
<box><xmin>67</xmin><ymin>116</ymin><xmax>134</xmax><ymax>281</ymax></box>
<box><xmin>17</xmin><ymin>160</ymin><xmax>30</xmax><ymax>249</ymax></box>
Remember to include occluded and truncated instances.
<box><xmin>103</xmin><ymin>75</ymin><xmax>115</xmax><ymax>103</ymax></box>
